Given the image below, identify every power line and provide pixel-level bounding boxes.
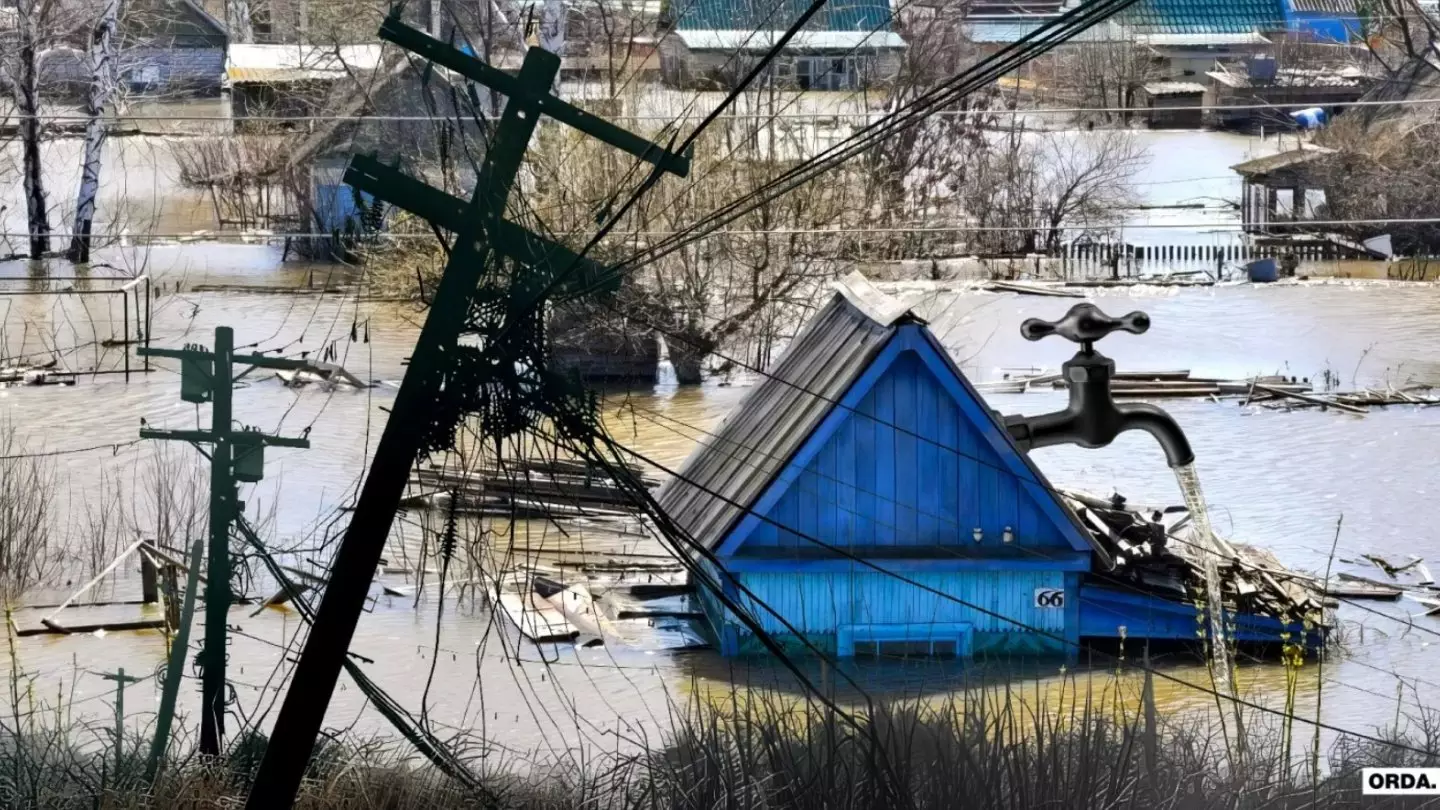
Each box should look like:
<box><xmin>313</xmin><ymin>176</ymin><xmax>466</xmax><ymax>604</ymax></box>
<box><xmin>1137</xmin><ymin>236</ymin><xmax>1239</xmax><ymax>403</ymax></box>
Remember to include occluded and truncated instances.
<box><xmin>0</xmin><ymin>438</ymin><xmax>142</xmax><ymax>460</ymax></box>
<box><xmin>15</xmin><ymin>94</ymin><xmax>1440</xmax><ymax>123</ymax></box>
<box><xmin>10</xmin><ymin>216</ymin><xmax>1440</xmax><ymax>242</ymax></box>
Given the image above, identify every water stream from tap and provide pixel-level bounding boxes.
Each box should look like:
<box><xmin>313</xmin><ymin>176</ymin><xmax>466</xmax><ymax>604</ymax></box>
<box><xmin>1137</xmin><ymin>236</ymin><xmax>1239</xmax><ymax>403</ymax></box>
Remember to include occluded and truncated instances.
<box><xmin>1174</xmin><ymin>462</ymin><xmax>1234</xmax><ymax>694</ymax></box>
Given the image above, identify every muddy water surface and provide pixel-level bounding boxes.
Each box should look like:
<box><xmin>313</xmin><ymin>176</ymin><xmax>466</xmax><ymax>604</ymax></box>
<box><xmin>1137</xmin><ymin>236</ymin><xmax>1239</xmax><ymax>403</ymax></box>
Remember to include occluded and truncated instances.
<box><xmin>0</xmin><ymin>249</ymin><xmax>1436</xmax><ymax>759</ymax></box>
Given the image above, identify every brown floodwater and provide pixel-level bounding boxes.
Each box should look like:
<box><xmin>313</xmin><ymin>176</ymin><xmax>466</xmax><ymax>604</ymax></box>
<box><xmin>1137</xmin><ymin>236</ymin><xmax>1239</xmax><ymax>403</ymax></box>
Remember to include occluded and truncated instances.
<box><xmin>0</xmin><ymin>245</ymin><xmax>1437</xmax><ymax>761</ymax></box>
<box><xmin>2</xmin><ymin>125</ymin><xmax>1437</xmax><ymax>762</ymax></box>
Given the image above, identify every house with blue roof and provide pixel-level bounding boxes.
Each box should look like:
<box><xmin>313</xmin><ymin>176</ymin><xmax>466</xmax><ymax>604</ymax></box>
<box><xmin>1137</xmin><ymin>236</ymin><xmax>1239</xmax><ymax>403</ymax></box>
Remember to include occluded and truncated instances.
<box><xmin>657</xmin><ymin>273</ymin><xmax>1323</xmax><ymax>660</ymax></box>
<box><xmin>658</xmin><ymin>0</ymin><xmax>905</xmax><ymax>89</ymax></box>
<box><xmin>1280</xmin><ymin>0</ymin><xmax>1362</xmax><ymax>42</ymax></box>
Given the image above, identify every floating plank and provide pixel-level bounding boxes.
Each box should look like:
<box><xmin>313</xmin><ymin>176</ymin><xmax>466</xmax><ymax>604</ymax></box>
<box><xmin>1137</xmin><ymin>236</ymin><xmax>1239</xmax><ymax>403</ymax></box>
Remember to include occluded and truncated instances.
<box><xmin>17</xmin><ymin>619</ymin><xmax>166</xmax><ymax>637</ymax></box>
<box><xmin>1323</xmin><ymin>579</ymin><xmax>1402</xmax><ymax>600</ymax></box>
<box><xmin>983</xmin><ymin>281</ymin><xmax>1085</xmax><ymax>298</ymax></box>
<box><xmin>1253</xmin><ymin>383</ymin><xmax>1368</xmax><ymax>415</ymax></box>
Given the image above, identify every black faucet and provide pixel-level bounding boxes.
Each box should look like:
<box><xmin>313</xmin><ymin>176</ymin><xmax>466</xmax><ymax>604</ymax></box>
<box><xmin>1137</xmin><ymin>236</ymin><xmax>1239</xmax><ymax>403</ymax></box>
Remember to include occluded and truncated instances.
<box><xmin>999</xmin><ymin>303</ymin><xmax>1196</xmax><ymax>468</ymax></box>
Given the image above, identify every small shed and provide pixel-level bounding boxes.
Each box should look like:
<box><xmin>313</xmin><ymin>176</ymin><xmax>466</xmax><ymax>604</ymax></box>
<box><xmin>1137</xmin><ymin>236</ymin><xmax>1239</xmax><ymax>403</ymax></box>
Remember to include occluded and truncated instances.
<box><xmin>1231</xmin><ymin>143</ymin><xmax>1334</xmax><ymax>233</ymax></box>
<box><xmin>657</xmin><ymin>274</ymin><xmax>1099</xmax><ymax>659</ymax></box>
<box><xmin>224</xmin><ymin>43</ymin><xmax>384</xmax><ymax>128</ymax></box>
<box><xmin>1205</xmin><ymin>60</ymin><xmax>1374</xmax><ymax>130</ymax></box>
<box><xmin>1136</xmin><ymin>81</ymin><xmax>1206</xmax><ymax>128</ymax></box>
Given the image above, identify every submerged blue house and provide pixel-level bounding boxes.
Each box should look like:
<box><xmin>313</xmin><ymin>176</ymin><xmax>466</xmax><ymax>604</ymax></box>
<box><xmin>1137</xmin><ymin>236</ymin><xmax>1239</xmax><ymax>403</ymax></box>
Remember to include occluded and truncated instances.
<box><xmin>658</xmin><ymin>273</ymin><xmax>1321</xmax><ymax>659</ymax></box>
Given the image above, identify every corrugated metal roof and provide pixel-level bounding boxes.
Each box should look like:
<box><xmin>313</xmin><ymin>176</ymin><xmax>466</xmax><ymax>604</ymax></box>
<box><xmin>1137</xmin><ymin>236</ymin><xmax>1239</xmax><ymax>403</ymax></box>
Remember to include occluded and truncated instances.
<box><xmin>1142</xmin><ymin>80</ymin><xmax>1207</xmax><ymax>94</ymax></box>
<box><xmin>1132</xmin><ymin>31</ymin><xmax>1271</xmax><ymax>44</ymax></box>
<box><xmin>656</xmin><ymin>273</ymin><xmax>911</xmax><ymax>550</ymax></box>
<box><xmin>1230</xmin><ymin>143</ymin><xmax>1335</xmax><ymax>176</ymax></box>
<box><xmin>1207</xmin><ymin>64</ymin><xmax>1370</xmax><ymax>87</ymax></box>
<box><xmin>675</xmin><ymin>29</ymin><xmax>905</xmax><ymax>49</ymax></box>
<box><xmin>225</xmin><ymin>44</ymin><xmax>384</xmax><ymax>83</ymax></box>
<box><xmin>966</xmin><ymin>18</ymin><xmax>1123</xmax><ymax>42</ymax></box>
<box><xmin>1122</xmin><ymin>0</ymin><xmax>1285</xmax><ymax>34</ymax></box>
<box><xmin>1287</xmin><ymin>0</ymin><xmax>1356</xmax><ymax>13</ymax></box>
<box><xmin>673</xmin><ymin>0</ymin><xmax>894</xmax><ymax>33</ymax></box>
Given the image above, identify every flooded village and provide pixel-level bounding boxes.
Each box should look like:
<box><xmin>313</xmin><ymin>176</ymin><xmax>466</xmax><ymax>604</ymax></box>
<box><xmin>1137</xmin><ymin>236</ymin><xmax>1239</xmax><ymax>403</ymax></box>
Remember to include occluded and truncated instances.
<box><xmin>4</xmin><ymin>0</ymin><xmax>1440</xmax><ymax>804</ymax></box>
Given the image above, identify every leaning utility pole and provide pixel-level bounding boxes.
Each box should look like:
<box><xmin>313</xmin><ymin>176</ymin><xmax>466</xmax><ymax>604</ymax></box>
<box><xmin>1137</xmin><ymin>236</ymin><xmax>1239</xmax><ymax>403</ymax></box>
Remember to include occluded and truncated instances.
<box><xmin>245</xmin><ymin>15</ymin><xmax>689</xmax><ymax>807</ymax></box>
<box><xmin>138</xmin><ymin>327</ymin><xmax>311</xmax><ymax>756</ymax></box>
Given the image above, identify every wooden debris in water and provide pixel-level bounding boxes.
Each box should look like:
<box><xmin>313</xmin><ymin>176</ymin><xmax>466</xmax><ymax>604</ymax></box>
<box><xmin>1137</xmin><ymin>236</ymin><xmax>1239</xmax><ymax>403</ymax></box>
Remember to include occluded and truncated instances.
<box><xmin>276</xmin><ymin>361</ymin><xmax>370</xmax><ymax>388</ymax></box>
<box><xmin>16</xmin><ymin>619</ymin><xmax>167</xmax><ymax>637</ymax></box>
<box><xmin>406</xmin><ymin>457</ymin><xmax>658</xmax><ymax>517</ymax></box>
<box><xmin>1248</xmin><ymin>384</ymin><xmax>1439</xmax><ymax>414</ymax></box>
<box><xmin>1060</xmin><ymin>489</ymin><xmax>1326</xmax><ymax>627</ymax></box>
<box><xmin>1325</xmin><ymin>574</ymin><xmax>1403</xmax><ymax>600</ymax></box>
<box><xmin>495</xmin><ymin>589</ymin><xmax>580</xmax><ymax>643</ymax></box>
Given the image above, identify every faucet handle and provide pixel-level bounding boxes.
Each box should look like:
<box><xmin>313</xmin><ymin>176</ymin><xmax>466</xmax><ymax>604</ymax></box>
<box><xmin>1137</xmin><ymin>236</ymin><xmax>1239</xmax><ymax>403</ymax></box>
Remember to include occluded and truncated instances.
<box><xmin>1020</xmin><ymin>303</ymin><xmax>1150</xmax><ymax>346</ymax></box>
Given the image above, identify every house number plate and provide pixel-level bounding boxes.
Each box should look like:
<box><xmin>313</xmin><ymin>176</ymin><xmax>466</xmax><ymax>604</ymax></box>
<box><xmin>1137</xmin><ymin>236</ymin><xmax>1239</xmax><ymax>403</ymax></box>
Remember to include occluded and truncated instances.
<box><xmin>1034</xmin><ymin>588</ymin><xmax>1065</xmax><ymax>609</ymax></box>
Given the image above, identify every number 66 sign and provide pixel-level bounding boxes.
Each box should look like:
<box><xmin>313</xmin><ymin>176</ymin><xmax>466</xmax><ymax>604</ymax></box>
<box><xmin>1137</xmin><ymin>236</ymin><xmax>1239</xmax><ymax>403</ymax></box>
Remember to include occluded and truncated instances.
<box><xmin>1034</xmin><ymin>588</ymin><xmax>1066</xmax><ymax>609</ymax></box>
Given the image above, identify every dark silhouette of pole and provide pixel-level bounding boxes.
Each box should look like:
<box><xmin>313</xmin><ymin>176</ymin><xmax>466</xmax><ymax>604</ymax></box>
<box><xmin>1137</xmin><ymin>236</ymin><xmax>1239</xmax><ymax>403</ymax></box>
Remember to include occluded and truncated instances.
<box><xmin>199</xmin><ymin>326</ymin><xmax>234</xmax><ymax>755</ymax></box>
<box><xmin>246</xmin><ymin>17</ymin><xmax>690</xmax><ymax>808</ymax></box>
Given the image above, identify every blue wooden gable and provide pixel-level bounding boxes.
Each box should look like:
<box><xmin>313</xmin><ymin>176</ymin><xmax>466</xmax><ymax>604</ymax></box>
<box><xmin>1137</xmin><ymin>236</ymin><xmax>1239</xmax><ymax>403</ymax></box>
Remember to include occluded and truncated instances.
<box><xmin>716</xmin><ymin>323</ymin><xmax>1096</xmax><ymax>571</ymax></box>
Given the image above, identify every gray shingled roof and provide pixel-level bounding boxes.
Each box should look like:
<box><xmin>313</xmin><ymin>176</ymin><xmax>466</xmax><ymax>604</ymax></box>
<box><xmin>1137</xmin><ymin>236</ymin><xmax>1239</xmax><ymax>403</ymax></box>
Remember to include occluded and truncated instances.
<box><xmin>656</xmin><ymin>272</ymin><xmax>918</xmax><ymax>550</ymax></box>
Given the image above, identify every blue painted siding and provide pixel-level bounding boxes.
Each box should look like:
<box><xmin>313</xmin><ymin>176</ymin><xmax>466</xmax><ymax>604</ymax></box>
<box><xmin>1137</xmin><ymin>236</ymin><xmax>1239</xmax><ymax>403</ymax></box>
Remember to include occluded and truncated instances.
<box><xmin>742</xmin><ymin>350</ymin><xmax>1069</xmax><ymax>552</ymax></box>
<box><xmin>1080</xmin><ymin>584</ymin><xmax>1323</xmax><ymax>646</ymax></box>
<box><xmin>726</xmin><ymin>570</ymin><xmax>1068</xmax><ymax>655</ymax></box>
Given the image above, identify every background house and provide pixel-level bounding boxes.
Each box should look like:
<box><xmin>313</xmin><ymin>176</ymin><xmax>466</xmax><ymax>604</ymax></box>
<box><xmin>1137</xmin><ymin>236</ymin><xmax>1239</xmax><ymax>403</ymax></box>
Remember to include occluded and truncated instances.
<box><xmin>2</xmin><ymin>0</ymin><xmax>227</xmax><ymax>96</ymax></box>
<box><xmin>1124</xmin><ymin>0</ymin><xmax>1282</xmax><ymax>79</ymax></box>
<box><xmin>659</xmin><ymin>0</ymin><xmax>905</xmax><ymax>89</ymax></box>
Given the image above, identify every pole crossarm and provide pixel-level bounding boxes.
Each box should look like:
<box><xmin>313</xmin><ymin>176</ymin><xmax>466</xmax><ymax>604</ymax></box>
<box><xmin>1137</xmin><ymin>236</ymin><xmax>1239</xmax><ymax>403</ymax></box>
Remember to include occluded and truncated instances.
<box><xmin>140</xmin><ymin>346</ymin><xmax>313</xmax><ymax>372</ymax></box>
<box><xmin>345</xmin><ymin>156</ymin><xmax>617</xmax><ymax>297</ymax></box>
<box><xmin>377</xmin><ymin>18</ymin><xmax>692</xmax><ymax>177</ymax></box>
<box><xmin>140</xmin><ymin>428</ymin><xmax>310</xmax><ymax>449</ymax></box>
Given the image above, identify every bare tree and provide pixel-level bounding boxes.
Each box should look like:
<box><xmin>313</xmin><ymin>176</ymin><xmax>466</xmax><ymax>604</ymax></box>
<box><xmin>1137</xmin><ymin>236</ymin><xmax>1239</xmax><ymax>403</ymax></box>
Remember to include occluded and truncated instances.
<box><xmin>0</xmin><ymin>422</ymin><xmax>60</xmax><ymax>599</ymax></box>
<box><xmin>4</xmin><ymin>0</ymin><xmax>52</xmax><ymax>259</ymax></box>
<box><xmin>1360</xmin><ymin>0</ymin><xmax>1440</xmax><ymax>76</ymax></box>
<box><xmin>1033</xmin><ymin>129</ymin><xmax>1148</xmax><ymax>252</ymax></box>
<box><xmin>67</xmin><ymin>0</ymin><xmax>123</xmax><ymax>263</ymax></box>
<box><xmin>1041</xmin><ymin>40</ymin><xmax>1163</xmax><ymax>125</ymax></box>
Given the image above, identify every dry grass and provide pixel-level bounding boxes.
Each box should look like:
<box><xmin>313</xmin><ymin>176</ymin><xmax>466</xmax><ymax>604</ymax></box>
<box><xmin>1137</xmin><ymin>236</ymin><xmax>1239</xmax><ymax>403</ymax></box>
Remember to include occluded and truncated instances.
<box><xmin>0</xmin><ymin>670</ymin><xmax>1435</xmax><ymax>809</ymax></box>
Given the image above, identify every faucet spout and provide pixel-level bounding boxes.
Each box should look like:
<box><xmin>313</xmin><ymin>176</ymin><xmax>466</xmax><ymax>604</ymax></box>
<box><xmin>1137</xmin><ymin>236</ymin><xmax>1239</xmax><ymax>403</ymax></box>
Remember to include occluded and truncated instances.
<box><xmin>997</xmin><ymin>302</ymin><xmax>1197</xmax><ymax>470</ymax></box>
<box><xmin>1116</xmin><ymin>402</ymin><xmax>1195</xmax><ymax>468</ymax></box>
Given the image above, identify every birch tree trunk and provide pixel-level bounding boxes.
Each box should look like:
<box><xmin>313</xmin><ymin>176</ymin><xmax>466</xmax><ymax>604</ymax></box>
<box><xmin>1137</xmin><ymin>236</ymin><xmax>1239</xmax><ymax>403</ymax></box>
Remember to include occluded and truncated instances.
<box><xmin>227</xmin><ymin>0</ymin><xmax>254</xmax><ymax>44</ymax></box>
<box><xmin>13</xmin><ymin>0</ymin><xmax>51</xmax><ymax>260</ymax></box>
<box><xmin>67</xmin><ymin>0</ymin><xmax>122</xmax><ymax>264</ymax></box>
<box><xmin>538</xmin><ymin>0</ymin><xmax>566</xmax><ymax>92</ymax></box>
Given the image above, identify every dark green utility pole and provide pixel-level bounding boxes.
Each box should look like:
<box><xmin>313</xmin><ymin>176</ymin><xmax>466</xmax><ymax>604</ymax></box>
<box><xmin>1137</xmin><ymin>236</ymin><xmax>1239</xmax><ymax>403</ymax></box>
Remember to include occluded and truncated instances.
<box><xmin>98</xmin><ymin>667</ymin><xmax>144</xmax><ymax>773</ymax></box>
<box><xmin>146</xmin><ymin>537</ymin><xmax>204</xmax><ymax>782</ymax></box>
<box><xmin>139</xmin><ymin>327</ymin><xmax>311</xmax><ymax>757</ymax></box>
<box><xmin>246</xmin><ymin>17</ymin><xmax>689</xmax><ymax>808</ymax></box>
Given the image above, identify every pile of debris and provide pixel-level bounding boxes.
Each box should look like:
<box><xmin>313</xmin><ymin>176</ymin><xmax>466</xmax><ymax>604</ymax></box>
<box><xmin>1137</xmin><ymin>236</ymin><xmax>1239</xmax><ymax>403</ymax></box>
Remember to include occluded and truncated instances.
<box><xmin>0</xmin><ymin>359</ymin><xmax>77</xmax><ymax>388</ymax></box>
<box><xmin>1062</xmin><ymin>489</ymin><xmax>1327</xmax><ymax>627</ymax></box>
<box><xmin>1323</xmin><ymin>554</ymin><xmax>1440</xmax><ymax>613</ymax></box>
<box><xmin>977</xmin><ymin>368</ymin><xmax>1314</xmax><ymax>399</ymax></box>
<box><xmin>403</xmin><ymin>457</ymin><xmax>660</xmax><ymax>518</ymax></box>
<box><xmin>1243</xmin><ymin>383</ymin><xmax>1439</xmax><ymax>416</ymax></box>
